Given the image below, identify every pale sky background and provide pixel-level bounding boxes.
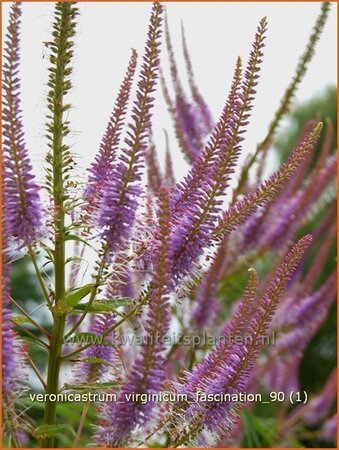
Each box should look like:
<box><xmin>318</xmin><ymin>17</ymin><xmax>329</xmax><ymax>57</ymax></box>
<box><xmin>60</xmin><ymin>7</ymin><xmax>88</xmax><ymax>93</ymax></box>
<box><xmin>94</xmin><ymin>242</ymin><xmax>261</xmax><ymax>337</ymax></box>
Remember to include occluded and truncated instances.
<box><xmin>2</xmin><ymin>2</ymin><xmax>337</xmax><ymax>184</ymax></box>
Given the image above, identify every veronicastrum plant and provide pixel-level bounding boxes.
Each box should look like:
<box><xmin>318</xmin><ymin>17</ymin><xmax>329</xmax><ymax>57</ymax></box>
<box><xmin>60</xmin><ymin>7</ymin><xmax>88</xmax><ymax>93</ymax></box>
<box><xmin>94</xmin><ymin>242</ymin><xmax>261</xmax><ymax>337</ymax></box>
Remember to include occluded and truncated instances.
<box><xmin>2</xmin><ymin>2</ymin><xmax>336</xmax><ymax>448</ymax></box>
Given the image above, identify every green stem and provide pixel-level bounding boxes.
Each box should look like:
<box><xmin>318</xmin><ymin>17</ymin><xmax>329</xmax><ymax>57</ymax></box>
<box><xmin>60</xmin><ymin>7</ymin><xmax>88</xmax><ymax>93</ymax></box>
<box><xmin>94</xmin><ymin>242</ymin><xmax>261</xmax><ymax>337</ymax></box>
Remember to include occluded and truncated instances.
<box><xmin>42</xmin><ymin>315</ymin><xmax>66</xmax><ymax>447</ymax></box>
<box><xmin>43</xmin><ymin>12</ymin><xmax>67</xmax><ymax>447</ymax></box>
<box><xmin>28</xmin><ymin>245</ymin><xmax>51</xmax><ymax>306</ymax></box>
<box><xmin>72</xmin><ymin>403</ymin><xmax>90</xmax><ymax>448</ymax></box>
<box><xmin>11</xmin><ymin>320</ymin><xmax>49</xmax><ymax>350</ymax></box>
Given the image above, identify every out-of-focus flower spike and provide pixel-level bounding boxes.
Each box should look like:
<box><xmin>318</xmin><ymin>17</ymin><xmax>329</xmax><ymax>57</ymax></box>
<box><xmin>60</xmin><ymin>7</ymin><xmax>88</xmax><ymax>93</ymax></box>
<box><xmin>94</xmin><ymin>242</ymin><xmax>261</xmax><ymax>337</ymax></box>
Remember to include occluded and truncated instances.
<box><xmin>293</xmin><ymin>152</ymin><xmax>336</xmax><ymax>222</ymax></box>
<box><xmin>83</xmin><ymin>49</ymin><xmax>138</xmax><ymax>219</ymax></box>
<box><xmin>301</xmin><ymin>223</ymin><xmax>336</xmax><ymax>295</ymax></box>
<box><xmin>164</xmin><ymin>12</ymin><xmax>206</xmax><ymax>161</ymax></box>
<box><xmin>282</xmin><ymin>368</ymin><xmax>336</xmax><ymax>433</ymax></box>
<box><xmin>310</xmin><ymin>201</ymin><xmax>335</xmax><ymax>243</ymax></box>
<box><xmin>73</xmin><ymin>313</ymin><xmax>117</xmax><ymax>384</ymax></box>
<box><xmin>172</xmin><ymin>56</ymin><xmax>242</xmax><ymax>215</ymax></box>
<box><xmin>145</xmin><ymin>132</ymin><xmax>163</xmax><ymax>194</ymax></box>
<box><xmin>303</xmin><ymin>368</ymin><xmax>337</xmax><ymax>426</ymax></box>
<box><xmin>190</xmin><ymin>246</ymin><xmax>228</xmax><ymax>329</ymax></box>
<box><xmin>164</xmin><ymin>11</ymin><xmax>181</xmax><ymax>94</ymax></box>
<box><xmin>2</xmin><ymin>2</ymin><xmax>42</xmax><ymax>246</ymax></box>
<box><xmin>213</xmin><ymin>123</ymin><xmax>322</xmax><ymax>240</ymax></box>
<box><xmin>164</xmin><ymin>129</ymin><xmax>176</xmax><ymax>187</ymax></box>
<box><xmin>95</xmin><ymin>187</ymin><xmax>172</xmax><ymax>445</ymax></box>
<box><xmin>160</xmin><ymin>70</ymin><xmax>196</xmax><ymax>163</ymax></box>
<box><xmin>180</xmin><ymin>20</ymin><xmax>213</xmax><ymax>132</ymax></box>
<box><xmin>2</xmin><ymin>214</ymin><xmax>27</xmax><ymax>441</ymax></box>
<box><xmin>319</xmin><ymin>414</ymin><xmax>337</xmax><ymax>444</ymax></box>
<box><xmin>265</xmin><ymin>271</ymin><xmax>336</xmax><ymax>393</ymax></box>
<box><xmin>98</xmin><ymin>2</ymin><xmax>163</xmax><ymax>253</ymax></box>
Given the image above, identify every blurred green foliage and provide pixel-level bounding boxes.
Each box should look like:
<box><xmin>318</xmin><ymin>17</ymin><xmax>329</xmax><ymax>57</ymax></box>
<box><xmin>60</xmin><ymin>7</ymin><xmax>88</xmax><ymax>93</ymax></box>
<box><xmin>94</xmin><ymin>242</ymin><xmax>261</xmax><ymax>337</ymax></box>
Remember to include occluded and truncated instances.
<box><xmin>275</xmin><ymin>86</ymin><xmax>337</xmax><ymax>163</ymax></box>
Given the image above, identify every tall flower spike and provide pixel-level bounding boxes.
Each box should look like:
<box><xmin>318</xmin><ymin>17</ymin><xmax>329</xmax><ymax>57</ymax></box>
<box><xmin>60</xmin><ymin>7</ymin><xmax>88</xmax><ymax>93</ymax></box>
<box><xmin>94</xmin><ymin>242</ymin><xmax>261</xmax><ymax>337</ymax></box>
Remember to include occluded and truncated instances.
<box><xmin>170</xmin><ymin>18</ymin><xmax>267</xmax><ymax>281</ymax></box>
<box><xmin>45</xmin><ymin>2</ymin><xmax>78</xmax><ymax>201</ymax></box>
<box><xmin>181</xmin><ymin>20</ymin><xmax>213</xmax><ymax>132</ymax></box>
<box><xmin>213</xmin><ymin>123</ymin><xmax>322</xmax><ymax>239</ymax></box>
<box><xmin>98</xmin><ymin>2</ymin><xmax>163</xmax><ymax>253</ymax></box>
<box><xmin>259</xmin><ymin>2</ymin><xmax>330</xmax><ymax>151</ymax></box>
<box><xmin>2</xmin><ymin>2</ymin><xmax>42</xmax><ymax>246</ymax></box>
<box><xmin>170</xmin><ymin>236</ymin><xmax>312</xmax><ymax>446</ymax></box>
<box><xmin>186</xmin><ymin>267</ymin><xmax>259</xmax><ymax>394</ymax></box>
<box><xmin>171</xmin><ymin>56</ymin><xmax>242</xmax><ymax>216</ymax></box>
<box><xmin>83</xmin><ymin>50</ymin><xmax>138</xmax><ymax>219</ymax></box>
<box><xmin>95</xmin><ymin>187</ymin><xmax>172</xmax><ymax>445</ymax></box>
<box><xmin>172</xmin><ymin>16</ymin><xmax>267</xmax><ymax>216</ymax></box>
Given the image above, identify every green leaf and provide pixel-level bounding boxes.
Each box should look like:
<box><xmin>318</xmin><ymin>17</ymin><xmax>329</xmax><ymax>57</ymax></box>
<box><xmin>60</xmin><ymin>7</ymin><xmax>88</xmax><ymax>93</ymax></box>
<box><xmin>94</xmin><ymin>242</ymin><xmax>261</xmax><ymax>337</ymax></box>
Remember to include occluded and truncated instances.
<box><xmin>32</xmin><ymin>424</ymin><xmax>75</xmax><ymax>439</ymax></box>
<box><xmin>73</xmin><ymin>297</ymin><xmax>133</xmax><ymax>313</ymax></box>
<box><xmin>64</xmin><ymin>234</ymin><xmax>91</xmax><ymax>247</ymax></box>
<box><xmin>12</xmin><ymin>316</ymin><xmax>32</xmax><ymax>325</ymax></box>
<box><xmin>53</xmin><ymin>284</ymin><xmax>94</xmax><ymax>314</ymax></box>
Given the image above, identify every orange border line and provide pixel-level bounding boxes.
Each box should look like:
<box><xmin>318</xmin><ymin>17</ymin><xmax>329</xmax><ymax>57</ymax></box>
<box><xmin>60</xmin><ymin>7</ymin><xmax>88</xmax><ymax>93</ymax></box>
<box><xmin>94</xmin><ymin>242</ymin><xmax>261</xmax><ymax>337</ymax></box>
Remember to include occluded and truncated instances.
<box><xmin>0</xmin><ymin>1</ymin><xmax>337</xmax><ymax>449</ymax></box>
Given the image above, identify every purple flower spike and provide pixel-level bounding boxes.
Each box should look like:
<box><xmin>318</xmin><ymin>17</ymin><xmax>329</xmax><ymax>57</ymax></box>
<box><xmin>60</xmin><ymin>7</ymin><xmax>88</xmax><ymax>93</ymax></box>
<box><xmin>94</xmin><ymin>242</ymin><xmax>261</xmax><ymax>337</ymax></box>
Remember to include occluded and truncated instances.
<box><xmin>303</xmin><ymin>369</ymin><xmax>337</xmax><ymax>426</ymax></box>
<box><xmin>97</xmin><ymin>2</ymin><xmax>163</xmax><ymax>254</ymax></box>
<box><xmin>2</xmin><ymin>3</ymin><xmax>42</xmax><ymax>246</ymax></box>
<box><xmin>169</xmin><ymin>236</ymin><xmax>312</xmax><ymax>445</ymax></box>
<box><xmin>83</xmin><ymin>49</ymin><xmax>138</xmax><ymax>221</ymax></box>
<box><xmin>95</xmin><ymin>170</ymin><xmax>171</xmax><ymax>446</ymax></box>
<box><xmin>320</xmin><ymin>414</ymin><xmax>337</xmax><ymax>443</ymax></box>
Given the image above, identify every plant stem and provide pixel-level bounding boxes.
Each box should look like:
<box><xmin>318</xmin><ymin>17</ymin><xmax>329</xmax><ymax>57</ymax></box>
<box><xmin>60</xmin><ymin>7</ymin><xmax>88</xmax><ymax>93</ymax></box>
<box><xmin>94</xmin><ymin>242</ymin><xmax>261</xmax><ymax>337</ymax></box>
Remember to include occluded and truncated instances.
<box><xmin>10</xmin><ymin>296</ymin><xmax>51</xmax><ymax>337</ymax></box>
<box><xmin>26</xmin><ymin>354</ymin><xmax>47</xmax><ymax>389</ymax></box>
<box><xmin>43</xmin><ymin>7</ymin><xmax>67</xmax><ymax>444</ymax></box>
<box><xmin>42</xmin><ymin>315</ymin><xmax>66</xmax><ymax>447</ymax></box>
<box><xmin>11</xmin><ymin>320</ymin><xmax>49</xmax><ymax>350</ymax></box>
<box><xmin>28</xmin><ymin>245</ymin><xmax>51</xmax><ymax>306</ymax></box>
<box><xmin>72</xmin><ymin>403</ymin><xmax>90</xmax><ymax>448</ymax></box>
